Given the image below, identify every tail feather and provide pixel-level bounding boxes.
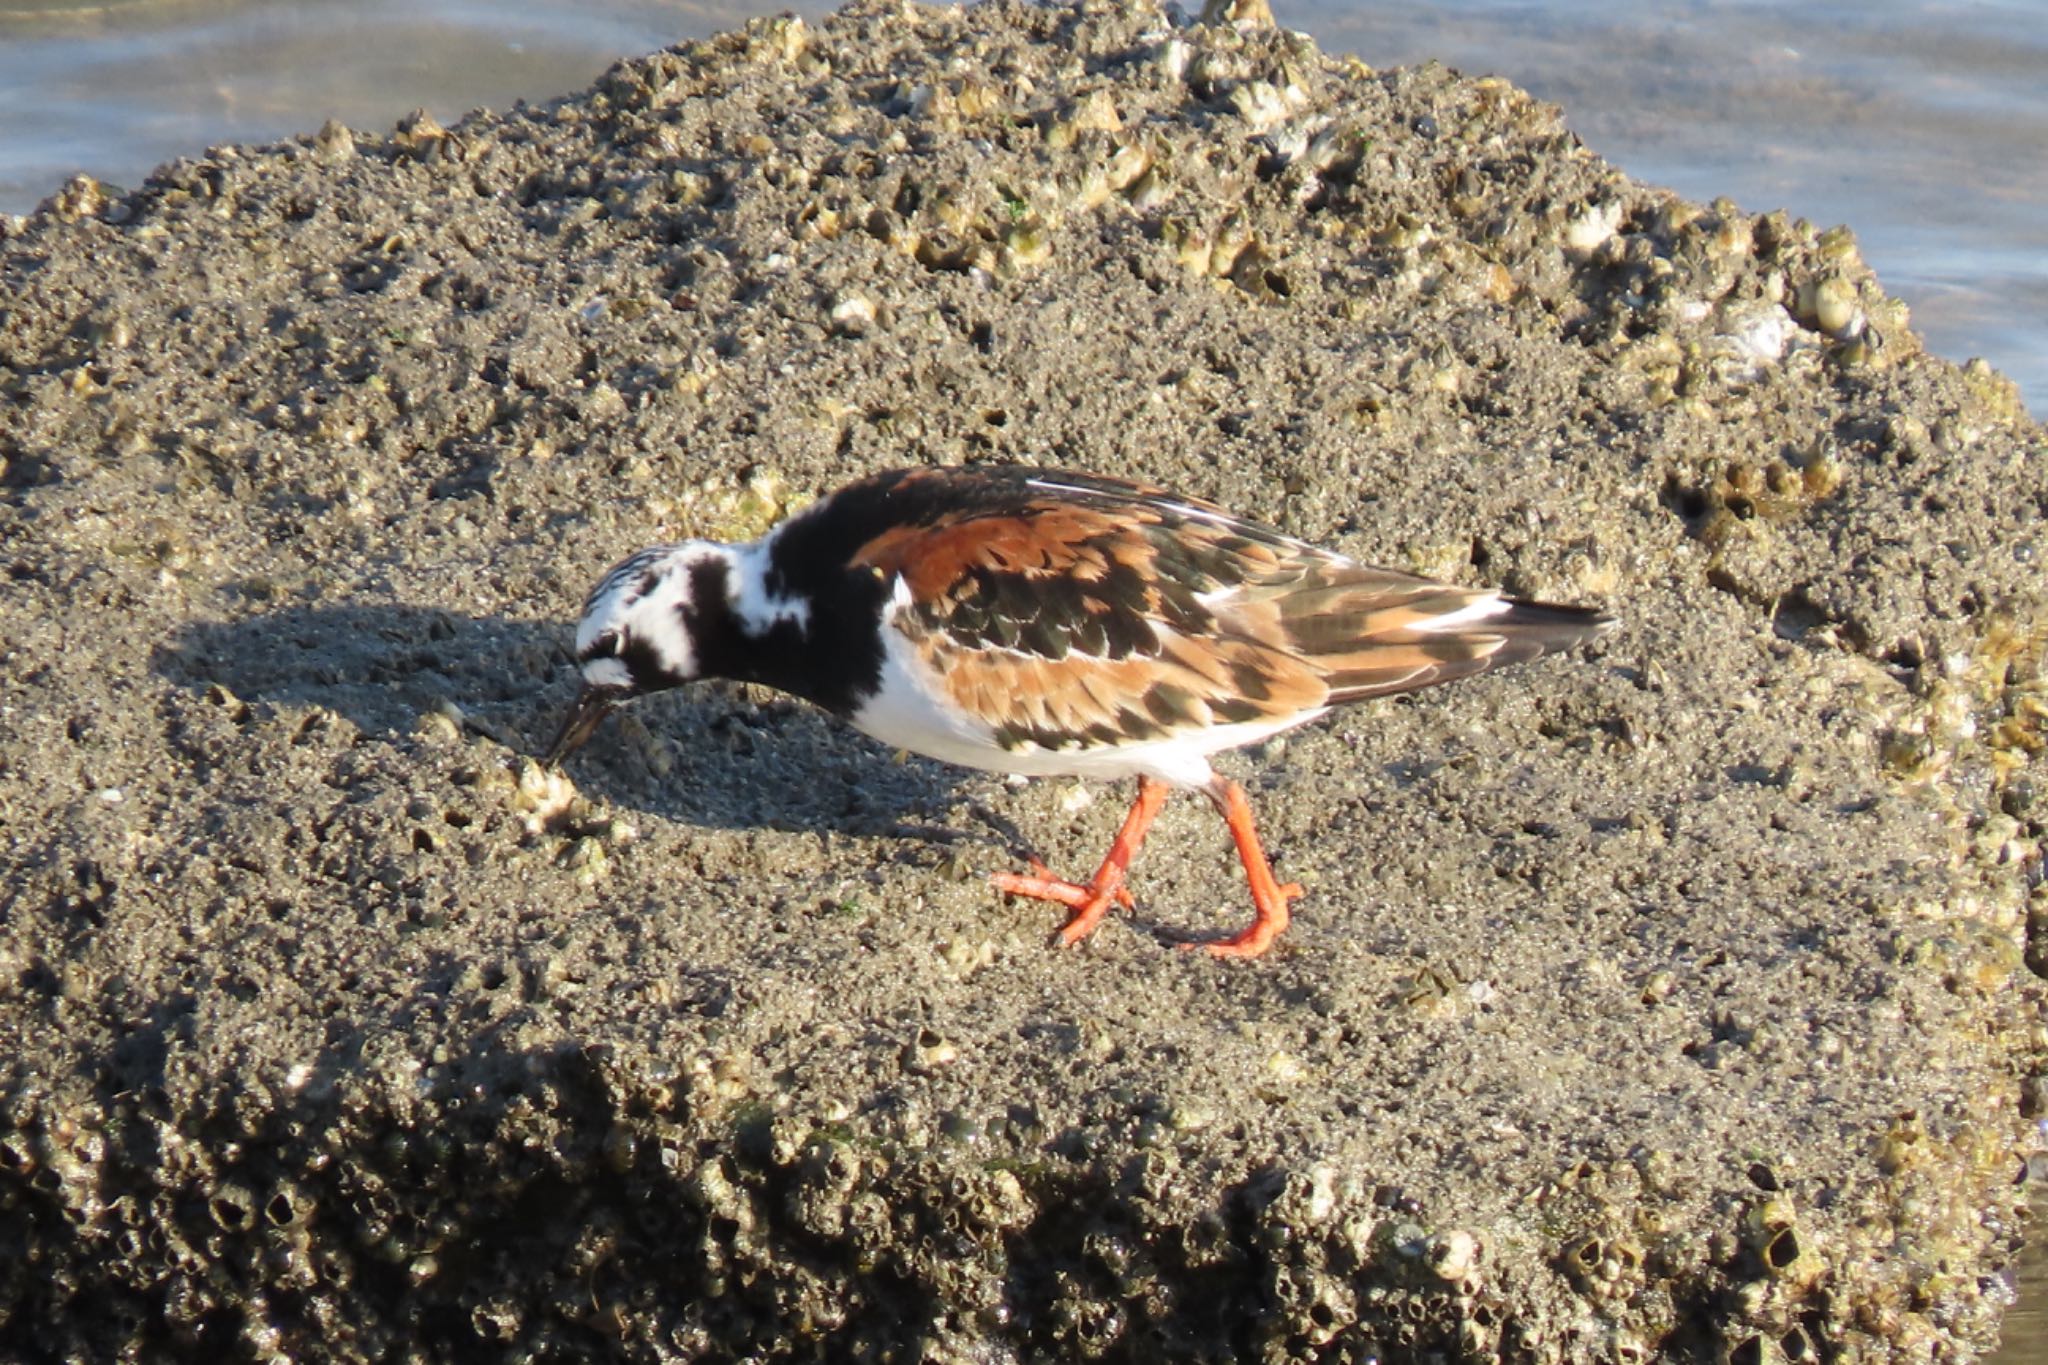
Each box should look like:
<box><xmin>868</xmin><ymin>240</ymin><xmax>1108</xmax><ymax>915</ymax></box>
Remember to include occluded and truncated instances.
<box><xmin>1318</xmin><ymin>596</ymin><xmax>1613</xmax><ymax>705</ymax></box>
<box><xmin>1207</xmin><ymin>558</ymin><xmax>1613</xmax><ymax>708</ymax></box>
<box><xmin>1474</xmin><ymin>599</ymin><xmax>1616</xmax><ymax>659</ymax></box>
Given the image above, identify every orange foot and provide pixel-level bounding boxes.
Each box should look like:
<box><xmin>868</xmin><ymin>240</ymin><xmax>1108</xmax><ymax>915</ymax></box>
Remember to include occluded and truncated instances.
<box><xmin>991</xmin><ymin>779</ymin><xmax>1169</xmax><ymax>947</ymax></box>
<box><xmin>990</xmin><ymin>857</ymin><xmax>1138</xmax><ymax>912</ymax></box>
<box><xmin>990</xmin><ymin>774</ymin><xmax>1308</xmax><ymax>958</ymax></box>
<box><xmin>1181</xmin><ymin>776</ymin><xmax>1303</xmax><ymax>959</ymax></box>
<box><xmin>1185</xmin><ymin>879</ymin><xmax>1305</xmax><ymax>959</ymax></box>
<box><xmin>990</xmin><ymin>866</ymin><xmax>1136</xmax><ymax>945</ymax></box>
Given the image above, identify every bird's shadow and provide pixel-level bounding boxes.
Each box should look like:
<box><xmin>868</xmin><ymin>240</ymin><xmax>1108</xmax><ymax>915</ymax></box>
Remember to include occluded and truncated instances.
<box><xmin>149</xmin><ymin>603</ymin><xmax>993</xmax><ymax>842</ymax></box>
<box><xmin>153</xmin><ymin>604</ymin><xmax>1261</xmax><ymax>950</ymax></box>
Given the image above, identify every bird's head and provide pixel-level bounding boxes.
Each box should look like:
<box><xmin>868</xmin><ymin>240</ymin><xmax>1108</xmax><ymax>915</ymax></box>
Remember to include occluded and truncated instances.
<box><xmin>543</xmin><ymin>542</ymin><xmax>727</xmax><ymax>765</ymax></box>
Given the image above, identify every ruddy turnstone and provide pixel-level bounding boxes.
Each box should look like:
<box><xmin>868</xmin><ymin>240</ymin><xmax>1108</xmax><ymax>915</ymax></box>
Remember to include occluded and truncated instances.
<box><xmin>545</xmin><ymin>465</ymin><xmax>1612</xmax><ymax>958</ymax></box>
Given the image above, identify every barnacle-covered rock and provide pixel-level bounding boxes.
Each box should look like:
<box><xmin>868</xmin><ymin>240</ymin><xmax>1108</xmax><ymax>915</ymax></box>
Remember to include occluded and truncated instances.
<box><xmin>0</xmin><ymin>0</ymin><xmax>2039</xmax><ymax>1361</ymax></box>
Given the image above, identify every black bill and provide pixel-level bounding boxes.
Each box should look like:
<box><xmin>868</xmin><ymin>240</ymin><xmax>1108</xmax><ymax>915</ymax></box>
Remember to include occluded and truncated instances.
<box><xmin>543</xmin><ymin>685</ymin><xmax>623</xmax><ymax>766</ymax></box>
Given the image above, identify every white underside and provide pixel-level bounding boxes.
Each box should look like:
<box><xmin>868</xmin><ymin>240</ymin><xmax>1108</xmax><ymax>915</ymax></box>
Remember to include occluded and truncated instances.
<box><xmin>848</xmin><ymin>608</ymin><xmax>1324</xmax><ymax>788</ymax></box>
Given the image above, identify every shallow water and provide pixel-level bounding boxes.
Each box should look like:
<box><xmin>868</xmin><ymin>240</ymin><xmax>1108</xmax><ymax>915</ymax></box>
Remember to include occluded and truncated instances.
<box><xmin>1316</xmin><ymin>1</ymin><xmax>2048</xmax><ymax>418</ymax></box>
<box><xmin>0</xmin><ymin>0</ymin><xmax>2040</xmax><ymax>1356</ymax></box>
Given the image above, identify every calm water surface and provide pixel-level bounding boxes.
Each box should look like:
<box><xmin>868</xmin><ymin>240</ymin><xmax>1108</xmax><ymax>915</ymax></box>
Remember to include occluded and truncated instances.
<box><xmin>0</xmin><ymin>0</ymin><xmax>2040</xmax><ymax>1356</ymax></box>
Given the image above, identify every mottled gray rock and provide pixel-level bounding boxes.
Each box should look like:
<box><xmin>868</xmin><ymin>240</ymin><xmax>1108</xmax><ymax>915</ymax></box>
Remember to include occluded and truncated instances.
<box><xmin>1</xmin><ymin>1</ymin><xmax>2042</xmax><ymax>1360</ymax></box>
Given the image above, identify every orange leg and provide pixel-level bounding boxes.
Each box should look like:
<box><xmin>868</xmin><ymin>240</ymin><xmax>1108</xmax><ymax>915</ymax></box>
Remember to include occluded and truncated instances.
<box><xmin>991</xmin><ymin>776</ymin><xmax>1168</xmax><ymax>946</ymax></box>
<box><xmin>1192</xmin><ymin>776</ymin><xmax>1305</xmax><ymax>959</ymax></box>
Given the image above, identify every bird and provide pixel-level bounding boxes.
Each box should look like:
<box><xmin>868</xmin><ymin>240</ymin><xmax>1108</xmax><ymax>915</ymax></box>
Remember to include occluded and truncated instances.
<box><xmin>543</xmin><ymin>464</ymin><xmax>1613</xmax><ymax>958</ymax></box>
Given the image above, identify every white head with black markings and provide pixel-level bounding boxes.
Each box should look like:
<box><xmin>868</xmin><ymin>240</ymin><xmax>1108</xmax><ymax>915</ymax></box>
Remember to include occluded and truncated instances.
<box><xmin>544</xmin><ymin>541</ymin><xmax>725</xmax><ymax>764</ymax></box>
<box><xmin>542</xmin><ymin>533</ymin><xmax>813</xmax><ymax>766</ymax></box>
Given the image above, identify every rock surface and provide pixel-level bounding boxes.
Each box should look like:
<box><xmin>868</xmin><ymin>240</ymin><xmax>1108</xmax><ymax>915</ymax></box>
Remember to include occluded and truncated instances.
<box><xmin>1</xmin><ymin>0</ymin><xmax>2043</xmax><ymax>1360</ymax></box>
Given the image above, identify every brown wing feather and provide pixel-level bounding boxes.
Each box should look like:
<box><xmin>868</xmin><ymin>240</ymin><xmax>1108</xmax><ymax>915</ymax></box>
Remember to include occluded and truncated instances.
<box><xmin>911</xmin><ymin>627</ymin><xmax>1329</xmax><ymax>752</ymax></box>
<box><xmin>853</xmin><ymin>504</ymin><xmax>1125</xmax><ymax>602</ymax></box>
<box><xmin>845</xmin><ymin>475</ymin><xmax>1333</xmax><ymax>750</ymax></box>
<box><xmin>837</xmin><ymin>465</ymin><xmax>1608</xmax><ymax>749</ymax></box>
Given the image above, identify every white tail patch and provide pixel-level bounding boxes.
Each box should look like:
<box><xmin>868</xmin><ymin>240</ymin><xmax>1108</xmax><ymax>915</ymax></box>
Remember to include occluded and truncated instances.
<box><xmin>1410</xmin><ymin>595</ymin><xmax>1511</xmax><ymax>634</ymax></box>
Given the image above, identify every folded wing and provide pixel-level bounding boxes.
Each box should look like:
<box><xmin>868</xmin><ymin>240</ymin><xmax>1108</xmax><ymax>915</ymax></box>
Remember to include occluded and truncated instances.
<box><xmin>846</xmin><ymin>466</ymin><xmax>1609</xmax><ymax>751</ymax></box>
